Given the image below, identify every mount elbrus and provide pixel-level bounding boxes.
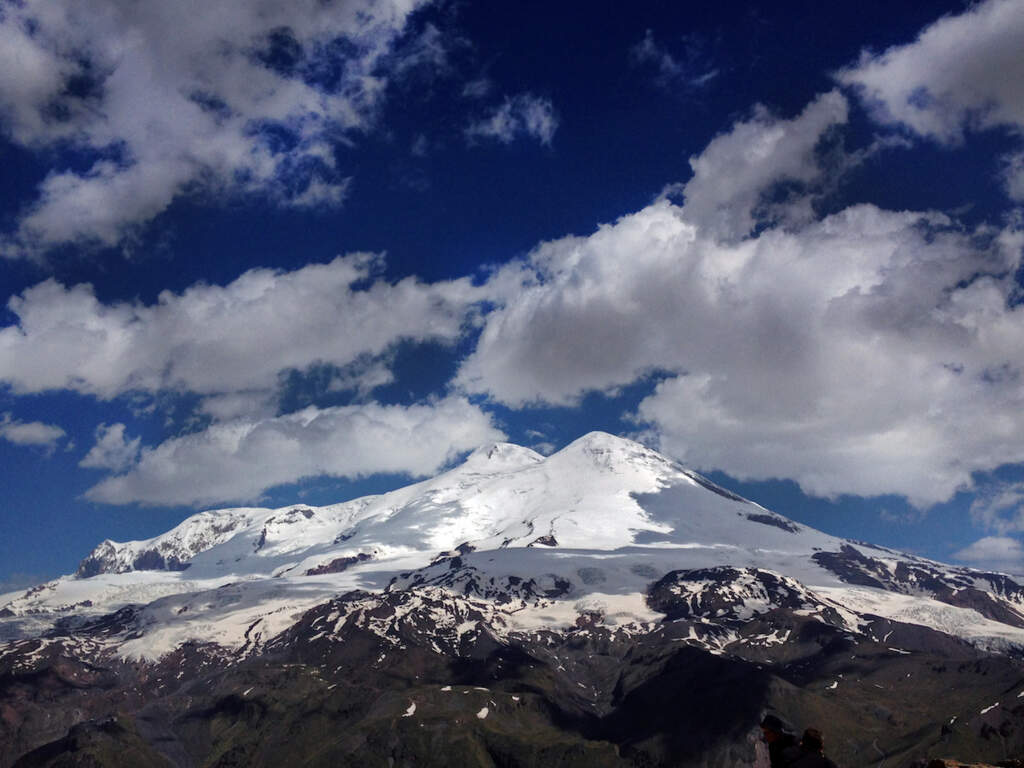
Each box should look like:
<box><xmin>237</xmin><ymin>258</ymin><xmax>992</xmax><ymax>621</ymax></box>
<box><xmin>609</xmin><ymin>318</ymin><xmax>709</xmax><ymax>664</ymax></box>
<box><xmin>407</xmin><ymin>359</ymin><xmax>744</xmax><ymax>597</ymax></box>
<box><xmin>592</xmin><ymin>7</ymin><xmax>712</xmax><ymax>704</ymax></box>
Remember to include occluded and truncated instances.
<box><xmin>1</xmin><ymin>433</ymin><xmax>1022</xmax><ymax>767</ymax></box>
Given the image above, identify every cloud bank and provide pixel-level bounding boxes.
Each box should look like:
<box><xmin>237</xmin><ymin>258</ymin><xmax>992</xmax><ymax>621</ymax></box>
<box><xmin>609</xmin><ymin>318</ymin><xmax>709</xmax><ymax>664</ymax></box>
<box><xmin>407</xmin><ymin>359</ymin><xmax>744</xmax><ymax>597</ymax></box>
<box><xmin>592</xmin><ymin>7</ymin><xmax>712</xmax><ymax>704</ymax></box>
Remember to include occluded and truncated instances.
<box><xmin>0</xmin><ymin>0</ymin><xmax>433</xmax><ymax>256</ymax></box>
<box><xmin>0</xmin><ymin>253</ymin><xmax>483</xmax><ymax>400</ymax></box>
<box><xmin>1</xmin><ymin>251</ymin><xmax>500</xmax><ymax>505</ymax></box>
<box><xmin>458</xmin><ymin>90</ymin><xmax>1024</xmax><ymax>506</ymax></box>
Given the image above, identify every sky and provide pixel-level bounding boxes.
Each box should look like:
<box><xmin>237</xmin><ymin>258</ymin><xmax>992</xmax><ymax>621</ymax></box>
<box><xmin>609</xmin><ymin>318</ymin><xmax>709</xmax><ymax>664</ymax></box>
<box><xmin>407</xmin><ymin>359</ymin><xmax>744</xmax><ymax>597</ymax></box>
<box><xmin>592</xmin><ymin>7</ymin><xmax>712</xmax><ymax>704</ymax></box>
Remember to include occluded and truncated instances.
<box><xmin>2</xmin><ymin>0</ymin><xmax>1024</xmax><ymax>588</ymax></box>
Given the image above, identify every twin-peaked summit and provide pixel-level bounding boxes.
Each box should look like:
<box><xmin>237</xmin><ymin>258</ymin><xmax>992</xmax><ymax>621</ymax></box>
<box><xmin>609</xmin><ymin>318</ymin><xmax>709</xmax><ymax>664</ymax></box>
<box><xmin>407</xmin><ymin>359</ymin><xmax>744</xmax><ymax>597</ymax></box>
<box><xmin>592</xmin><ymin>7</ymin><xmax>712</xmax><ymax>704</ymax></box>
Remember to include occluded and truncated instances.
<box><xmin>2</xmin><ymin>431</ymin><xmax>1024</xmax><ymax>660</ymax></box>
<box><xmin>70</xmin><ymin>430</ymin><xmax>795</xmax><ymax>581</ymax></box>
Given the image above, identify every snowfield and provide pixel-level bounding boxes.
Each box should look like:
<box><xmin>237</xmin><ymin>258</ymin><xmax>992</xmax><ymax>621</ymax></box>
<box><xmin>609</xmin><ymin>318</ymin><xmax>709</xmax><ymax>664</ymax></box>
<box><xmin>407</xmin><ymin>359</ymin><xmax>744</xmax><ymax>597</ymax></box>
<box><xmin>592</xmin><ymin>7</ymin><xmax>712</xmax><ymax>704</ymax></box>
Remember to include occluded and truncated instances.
<box><xmin>3</xmin><ymin>432</ymin><xmax>1024</xmax><ymax>661</ymax></box>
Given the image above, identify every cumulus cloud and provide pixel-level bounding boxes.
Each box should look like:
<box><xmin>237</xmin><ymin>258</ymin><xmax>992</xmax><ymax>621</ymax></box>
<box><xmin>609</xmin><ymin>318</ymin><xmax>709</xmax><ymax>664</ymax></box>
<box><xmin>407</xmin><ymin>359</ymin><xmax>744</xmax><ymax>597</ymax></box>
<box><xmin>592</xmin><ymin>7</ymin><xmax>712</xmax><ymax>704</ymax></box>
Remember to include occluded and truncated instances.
<box><xmin>466</xmin><ymin>93</ymin><xmax>558</xmax><ymax>146</ymax></box>
<box><xmin>953</xmin><ymin>536</ymin><xmax>1024</xmax><ymax>575</ymax></box>
<box><xmin>0</xmin><ymin>413</ymin><xmax>66</xmax><ymax>450</ymax></box>
<box><xmin>0</xmin><ymin>0</ymin><xmax>433</xmax><ymax>256</ymax></box>
<box><xmin>677</xmin><ymin>90</ymin><xmax>849</xmax><ymax>240</ymax></box>
<box><xmin>457</xmin><ymin>91</ymin><xmax>1024</xmax><ymax>505</ymax></box>
<box><xmin>84</xmin><ymin>397</ymin><xmax>504</xmax><ymax>506</ymax></box>
<box><xmin>79</xmin><ymin>423</ymin><xmax>141</xmax><ymax>472</ymax></box>
<box><xmin>0</xmin><ymin>253</ymin><xmax>485</xmax><ymax>402</ymax></box>
<box><xmin>837</xmin><ymin>0</ymin><xmax>1024</xmax><ymax>144</ymax></box>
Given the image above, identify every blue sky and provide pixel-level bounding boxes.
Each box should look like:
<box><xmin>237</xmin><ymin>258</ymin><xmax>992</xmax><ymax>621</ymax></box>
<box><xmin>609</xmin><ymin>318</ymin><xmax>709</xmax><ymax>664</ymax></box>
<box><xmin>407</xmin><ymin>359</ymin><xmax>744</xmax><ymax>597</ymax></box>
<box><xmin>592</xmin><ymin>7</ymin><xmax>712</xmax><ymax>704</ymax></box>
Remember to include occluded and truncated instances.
<box><xmin>2</xmin><ymin>0</ymin><xmax>1024</xmax><ymax>588</ymax></box>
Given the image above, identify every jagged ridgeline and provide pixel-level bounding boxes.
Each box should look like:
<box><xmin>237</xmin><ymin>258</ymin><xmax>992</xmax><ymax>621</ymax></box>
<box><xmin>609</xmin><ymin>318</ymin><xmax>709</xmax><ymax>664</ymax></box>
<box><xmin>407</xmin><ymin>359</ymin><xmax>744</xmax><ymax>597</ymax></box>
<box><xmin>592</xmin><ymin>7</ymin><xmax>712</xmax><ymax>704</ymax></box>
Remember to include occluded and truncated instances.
<box><xmin>2</xmin><ymin>433</ymin><xmax>1023</xmax><ymax>767</ymax></box>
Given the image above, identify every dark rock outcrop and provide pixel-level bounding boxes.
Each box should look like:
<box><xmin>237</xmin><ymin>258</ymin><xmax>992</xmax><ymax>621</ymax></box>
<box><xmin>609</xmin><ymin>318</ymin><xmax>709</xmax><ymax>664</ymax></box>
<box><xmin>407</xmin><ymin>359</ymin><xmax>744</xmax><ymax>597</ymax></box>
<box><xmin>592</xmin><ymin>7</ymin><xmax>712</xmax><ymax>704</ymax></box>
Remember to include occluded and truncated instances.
<box><xmin>304</xmin><ymin>553</ymin><xmax>373</xmax><ymax>576</ymax></box>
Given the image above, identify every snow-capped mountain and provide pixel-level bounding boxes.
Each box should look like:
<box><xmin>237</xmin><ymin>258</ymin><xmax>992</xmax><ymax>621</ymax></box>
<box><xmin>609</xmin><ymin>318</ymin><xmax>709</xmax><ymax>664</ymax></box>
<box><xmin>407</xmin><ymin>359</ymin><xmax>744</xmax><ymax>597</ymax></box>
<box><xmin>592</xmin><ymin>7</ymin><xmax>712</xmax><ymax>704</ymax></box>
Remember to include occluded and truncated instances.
<box><xmin>4</xmin><ymin>432</ymin><xmax>1023</xmax><ymax>657</ymax></box>
<box><xmin>2</xmin><ymin>433</ymin><xmax>1023</xmax><ymax>767</ymax></box>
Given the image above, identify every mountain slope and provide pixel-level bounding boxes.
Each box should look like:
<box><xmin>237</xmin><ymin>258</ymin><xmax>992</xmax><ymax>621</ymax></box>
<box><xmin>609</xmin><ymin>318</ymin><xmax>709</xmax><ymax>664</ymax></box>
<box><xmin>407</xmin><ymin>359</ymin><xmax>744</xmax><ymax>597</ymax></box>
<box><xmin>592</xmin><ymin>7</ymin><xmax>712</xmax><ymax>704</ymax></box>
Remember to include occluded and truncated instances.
<box><xmin>2</xmin><ymin>432</ymin><xmax>1023</xmax><ymax>767</ymax></box>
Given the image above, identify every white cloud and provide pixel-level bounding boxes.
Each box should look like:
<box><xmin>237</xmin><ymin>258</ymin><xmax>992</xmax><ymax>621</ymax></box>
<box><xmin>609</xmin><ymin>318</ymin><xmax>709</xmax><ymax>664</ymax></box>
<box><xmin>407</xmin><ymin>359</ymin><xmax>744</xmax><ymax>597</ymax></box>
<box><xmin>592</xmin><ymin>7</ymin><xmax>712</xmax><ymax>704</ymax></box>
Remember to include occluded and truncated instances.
<box><xmin>953</xmin><ymin>536</ymin><xmax>1024</xmax><ymax>575</ymax></box>
<box><xmin>0</xmin><ymin>253</ymin><xmax>485</xmax><ymax>402</ymax></box>
<box><xmin>0</xmin><ymin>412</ymin><xmax>66</xmax><ymax>450</ymax></box>
<box><xmin>197</xmin><ymin>393</ymin><xmax>278</xmax><ymax>423</ymax></box>
<box><xmin>837</xmin><ymin>0</ymin><xmax>1024</xmax><ymax>144</ymax></box>
<box><xmin>0</xmin><ymin>249</ymin><xmax>498</xmax><ymax>507</ymax></box>
<box><xmin>677</xmin><ymin>90</ymin><xmax>849</xmax><ymax>240</ymax></box>
<box><xmin>456</xmin><ymin>95</ymin><xmax>1024</xmax><ymax>505</ymax></box>
<box><xmin>79</xmin><ymin>423</ymin><xmax>140</xmax><ymax>472</ymax></box>
<box><xmin>457</xmin><ymin>94</ymin><xmax>857</xmax><ymax>405</ymax></box>
<box><xmin>0</xmin><ymin>0</ymin><xmax>433</xmax><ymax>256</ymax></box>
<box><xmin>466</xmin><ymin>93</ymin><xmax>558</xmax><ymax>146</ymax></box>
<box><xmin>84</xmin><ymin>397</ymin><xmax>504</xmax><ymax>506</ymax></box>
<box><xmin>969</xmin><ymin>482</ymin><xmax>1024</xmax><ymax>534</ymax></box>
